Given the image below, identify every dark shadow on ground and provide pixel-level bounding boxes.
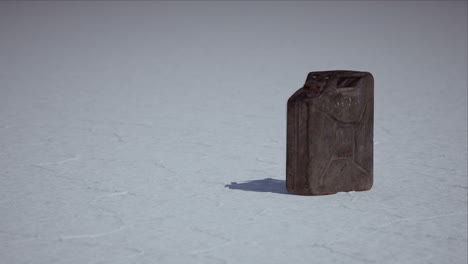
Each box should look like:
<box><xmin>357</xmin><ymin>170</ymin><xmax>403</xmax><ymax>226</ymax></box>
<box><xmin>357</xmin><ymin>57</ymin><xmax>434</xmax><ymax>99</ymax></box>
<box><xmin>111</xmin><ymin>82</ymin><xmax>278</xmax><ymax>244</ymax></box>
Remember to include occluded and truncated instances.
<box><xmin>225</xmin><ymin>178</ymin><xmax>292</xmax><ymax>195</ymax></box>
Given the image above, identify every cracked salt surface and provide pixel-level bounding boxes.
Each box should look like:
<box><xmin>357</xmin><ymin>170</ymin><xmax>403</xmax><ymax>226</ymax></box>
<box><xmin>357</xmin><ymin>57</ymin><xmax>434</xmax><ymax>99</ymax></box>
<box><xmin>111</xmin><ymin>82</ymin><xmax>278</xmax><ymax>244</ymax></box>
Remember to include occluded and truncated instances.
<box><xmin>1</xmin><ymin>2</ymin><xmax>467</xmax><ymax>264</ymax></box>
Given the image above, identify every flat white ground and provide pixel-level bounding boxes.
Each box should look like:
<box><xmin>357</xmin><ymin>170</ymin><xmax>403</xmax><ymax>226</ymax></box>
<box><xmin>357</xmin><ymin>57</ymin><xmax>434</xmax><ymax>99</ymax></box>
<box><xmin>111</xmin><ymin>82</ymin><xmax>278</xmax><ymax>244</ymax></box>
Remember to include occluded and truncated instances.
<box><xmin>0</xmin><ymin>1</ymin><xmax>467</xmax><ymax>264</ymax></box>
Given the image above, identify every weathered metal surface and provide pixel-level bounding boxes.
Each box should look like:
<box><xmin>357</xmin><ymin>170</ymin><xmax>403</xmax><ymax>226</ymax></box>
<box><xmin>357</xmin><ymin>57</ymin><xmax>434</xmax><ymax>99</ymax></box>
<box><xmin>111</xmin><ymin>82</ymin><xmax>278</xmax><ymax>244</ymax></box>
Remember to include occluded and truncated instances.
<box><xmin>286</xmin><ymin>71</ymin><xmax>374</xmax><ymax>195</ymax></box>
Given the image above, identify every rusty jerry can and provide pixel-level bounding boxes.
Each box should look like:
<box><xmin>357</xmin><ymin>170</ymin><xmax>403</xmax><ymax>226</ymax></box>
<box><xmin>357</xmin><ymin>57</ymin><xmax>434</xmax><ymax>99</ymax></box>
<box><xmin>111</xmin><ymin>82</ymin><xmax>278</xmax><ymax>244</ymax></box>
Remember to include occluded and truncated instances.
<box><xmin>286</xmin><ymin>70</ymin><xmax>374</xmax><ymax>195</ymax></box>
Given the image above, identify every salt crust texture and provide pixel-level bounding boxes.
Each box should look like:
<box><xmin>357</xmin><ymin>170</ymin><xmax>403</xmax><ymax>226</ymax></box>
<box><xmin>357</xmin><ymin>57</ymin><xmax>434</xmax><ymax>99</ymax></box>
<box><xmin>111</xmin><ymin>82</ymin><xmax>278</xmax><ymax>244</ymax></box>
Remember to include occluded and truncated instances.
<box><xmin>0</xmin><ymin>2</ymin><xmax>467</xmax><ymax>264</ymax></box>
